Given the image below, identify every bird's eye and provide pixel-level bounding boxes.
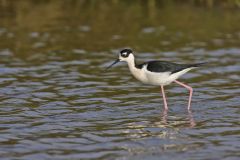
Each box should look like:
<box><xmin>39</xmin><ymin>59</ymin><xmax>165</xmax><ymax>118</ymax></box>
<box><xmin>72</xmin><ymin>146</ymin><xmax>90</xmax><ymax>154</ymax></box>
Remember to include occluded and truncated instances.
<box><xmin>121</xmin><ymin>52</ymin><xmax>128</xmax><ymax>57</ymax></box>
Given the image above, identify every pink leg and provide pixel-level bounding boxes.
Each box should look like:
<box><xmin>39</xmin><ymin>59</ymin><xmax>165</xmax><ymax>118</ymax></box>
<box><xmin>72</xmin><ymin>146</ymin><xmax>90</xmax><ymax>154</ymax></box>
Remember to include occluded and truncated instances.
<box><xmin>160</xmin><ymin>85</ymin><xmax>168</xmax><ymax>110</ymax></box>
<box><xmin>174</xmin><ymin>80</ymin><xmax>193</xmax><ymax>110</ymax></box>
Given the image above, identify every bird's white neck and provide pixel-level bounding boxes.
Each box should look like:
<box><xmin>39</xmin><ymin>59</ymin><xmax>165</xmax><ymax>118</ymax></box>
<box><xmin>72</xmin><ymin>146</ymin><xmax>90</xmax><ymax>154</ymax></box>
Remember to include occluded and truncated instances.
<box><xmin>125</xmin><ymin>54</ymin><xmax>137</xmax><ymax>71</ymax></box>
<box><xmin>125</xmin><ymin>55</ymin><xmax>147</xmax><ymax>83</ymax></box>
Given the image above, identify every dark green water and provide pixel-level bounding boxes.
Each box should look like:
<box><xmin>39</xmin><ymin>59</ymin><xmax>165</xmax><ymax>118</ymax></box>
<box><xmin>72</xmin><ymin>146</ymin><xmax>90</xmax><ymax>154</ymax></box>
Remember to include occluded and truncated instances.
<box><xmin>0</xmin><ymin>1</ymin><xmax>240</xmax><ymax>160</ymax></box>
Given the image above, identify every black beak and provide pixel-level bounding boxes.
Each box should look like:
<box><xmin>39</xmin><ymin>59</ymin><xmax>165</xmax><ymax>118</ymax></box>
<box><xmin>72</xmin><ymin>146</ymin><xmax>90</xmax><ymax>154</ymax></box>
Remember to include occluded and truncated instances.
<box><xmin>106</xmin><ymin>59</ymin><xmax>120</xmax><ymax>70</ymax></box>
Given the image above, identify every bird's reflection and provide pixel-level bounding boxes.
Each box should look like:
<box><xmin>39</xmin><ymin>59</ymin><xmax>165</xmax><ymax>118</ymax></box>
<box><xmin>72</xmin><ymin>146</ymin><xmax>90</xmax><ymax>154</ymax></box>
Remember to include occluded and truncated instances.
<box><xmin>160</xmin><ymin>109</ymin><xmax>196</xmax><ymax>128</ymax></box>
<box><xmin>161</xmin><ymin>109</ymin><xmax>168</xmax><ymax>125</ymax></box>
<box><xmin>187</xmin><ymin>110</ymin><xmax>196</xmax><ymax>127</ymax></box>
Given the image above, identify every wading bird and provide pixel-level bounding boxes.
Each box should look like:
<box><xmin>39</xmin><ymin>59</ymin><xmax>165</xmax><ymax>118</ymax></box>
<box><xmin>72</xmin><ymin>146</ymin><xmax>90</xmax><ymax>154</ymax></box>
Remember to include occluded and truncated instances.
<box><xmin>107</xmin><ymin>49</ymin><xmax>206</xmax><ymax>110</ymax></box>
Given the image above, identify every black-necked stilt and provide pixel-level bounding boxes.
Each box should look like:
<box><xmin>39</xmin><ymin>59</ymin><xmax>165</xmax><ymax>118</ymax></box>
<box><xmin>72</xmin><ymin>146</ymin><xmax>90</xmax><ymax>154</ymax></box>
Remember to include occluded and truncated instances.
<box><xmin>107</xmin><ymin>49</ymin><xmax>206</xmax><ymax>110</ymax></box>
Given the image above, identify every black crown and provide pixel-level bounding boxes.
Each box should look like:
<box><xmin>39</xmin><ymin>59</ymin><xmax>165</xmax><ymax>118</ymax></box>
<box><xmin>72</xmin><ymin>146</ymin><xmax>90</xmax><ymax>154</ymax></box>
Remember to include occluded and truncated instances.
<box><xmin>120</xmin><ymin>49</ymin><xmax>133</xmax><ymax>58</ymax></box>
<box><xmin>120</xmin><ymin>49</ymin><xmax>132</xmax><ymax>54</ymax></box>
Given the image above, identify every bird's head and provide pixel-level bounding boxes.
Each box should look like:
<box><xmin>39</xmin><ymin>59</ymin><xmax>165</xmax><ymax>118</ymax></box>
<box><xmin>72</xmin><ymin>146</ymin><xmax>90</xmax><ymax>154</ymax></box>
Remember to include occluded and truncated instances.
<box><xmin>106</xmin><ymin>49</ymin><xmax>134</xmax><ymax>69</ymax></box>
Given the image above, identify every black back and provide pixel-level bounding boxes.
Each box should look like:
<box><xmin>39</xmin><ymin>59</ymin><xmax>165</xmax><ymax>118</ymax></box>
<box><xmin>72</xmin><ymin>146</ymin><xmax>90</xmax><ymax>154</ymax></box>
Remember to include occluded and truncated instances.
<box><xmin>136</xmin><ymin>61</ymin><xmax>205</xmax><ymax>74</ymax></box>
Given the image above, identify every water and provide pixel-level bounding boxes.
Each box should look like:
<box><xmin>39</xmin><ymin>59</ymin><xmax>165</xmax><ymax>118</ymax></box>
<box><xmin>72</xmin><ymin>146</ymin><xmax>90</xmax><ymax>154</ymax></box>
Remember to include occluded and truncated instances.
<box><xmin>0</xmin><ymin>1</ymin><xmax>240</xmax><ymax>160</ymax></box>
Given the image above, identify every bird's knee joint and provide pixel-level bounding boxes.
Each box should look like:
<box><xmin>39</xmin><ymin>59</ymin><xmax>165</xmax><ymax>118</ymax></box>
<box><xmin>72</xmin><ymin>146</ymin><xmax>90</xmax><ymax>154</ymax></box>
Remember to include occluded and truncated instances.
<box><xmin>189</xmin><ymin>87</ymin><xmax>193</xmax><ymax>92</ymax></box>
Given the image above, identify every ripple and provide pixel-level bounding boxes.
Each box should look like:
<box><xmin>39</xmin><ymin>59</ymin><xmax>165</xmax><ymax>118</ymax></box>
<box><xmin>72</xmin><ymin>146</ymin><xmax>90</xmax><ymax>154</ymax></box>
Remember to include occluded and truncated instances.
<box><xmin>0</xmin><ymin>3</ymin><xmax>240</xmax><ymax>159</ymax></box>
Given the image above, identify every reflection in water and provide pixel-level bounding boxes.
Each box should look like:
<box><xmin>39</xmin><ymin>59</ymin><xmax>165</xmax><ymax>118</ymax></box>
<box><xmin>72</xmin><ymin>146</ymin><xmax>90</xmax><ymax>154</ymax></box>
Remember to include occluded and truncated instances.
<box><xmin>187</xmin><ymin>110</ymin><xmax>196</xmax><ymax>128</ymax></box>
<box><xmin>161</xmin><ymin>109</ymin><xmax>196</xmax><ymax>128</ymax></box>
<box><xmin>161</xmin><ymin>109</ymin><xmax>168</xmax><ymax>125</ymax></box>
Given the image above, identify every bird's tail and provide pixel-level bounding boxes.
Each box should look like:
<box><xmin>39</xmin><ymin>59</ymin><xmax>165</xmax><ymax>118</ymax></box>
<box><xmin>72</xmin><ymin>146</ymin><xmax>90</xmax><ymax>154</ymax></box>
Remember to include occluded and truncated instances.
<box><xmin>187</xmin><ymin>62</ymin><xmax>208</xmax><ymax>68</ymax></box>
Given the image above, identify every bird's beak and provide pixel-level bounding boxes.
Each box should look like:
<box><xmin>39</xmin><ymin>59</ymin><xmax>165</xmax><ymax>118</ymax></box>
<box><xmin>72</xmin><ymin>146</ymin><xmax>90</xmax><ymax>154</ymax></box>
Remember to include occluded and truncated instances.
<box><xmin>106</xmin><ymin>59</ymin><xmax>120</xmax><ymax>70</ymax></box>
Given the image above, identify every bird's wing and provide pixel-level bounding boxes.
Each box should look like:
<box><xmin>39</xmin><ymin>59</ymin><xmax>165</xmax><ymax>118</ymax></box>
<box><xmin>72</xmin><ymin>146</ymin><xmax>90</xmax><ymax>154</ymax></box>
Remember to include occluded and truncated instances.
<box><xmin>135</xmin><ymin>62</ymin><xmax>148</xmax><ymax>69</ymax></box>
<box><xmin>145</xmin><ymin>61</ymin><xmax>191</xmax><ymax>74</ymax></box>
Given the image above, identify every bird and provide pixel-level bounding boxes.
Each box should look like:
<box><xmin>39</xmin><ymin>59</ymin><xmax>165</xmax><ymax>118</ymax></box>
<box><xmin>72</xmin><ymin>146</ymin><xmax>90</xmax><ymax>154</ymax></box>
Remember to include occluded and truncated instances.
<box><xmin>106</xmin><ymin>49</ymin><xmax>206</xmax><ymax>111</ymax></box>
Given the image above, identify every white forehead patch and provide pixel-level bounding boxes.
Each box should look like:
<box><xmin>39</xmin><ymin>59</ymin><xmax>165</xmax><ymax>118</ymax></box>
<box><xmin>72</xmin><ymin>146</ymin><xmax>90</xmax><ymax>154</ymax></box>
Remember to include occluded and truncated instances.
<box><xmin>122</xmin><ymin>52</ymin><xmax>127</xmax><ymax>56</ymax></box>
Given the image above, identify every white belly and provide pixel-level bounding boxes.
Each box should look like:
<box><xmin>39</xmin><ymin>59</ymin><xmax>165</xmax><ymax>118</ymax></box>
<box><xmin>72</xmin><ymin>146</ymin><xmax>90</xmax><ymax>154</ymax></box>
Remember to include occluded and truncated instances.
<box><xmin>145</xmin><ymin>71</ymin><xmax>173</xmax><ymax>85</ymax></box>
<box><xmin>128</xmin><ymin>64</ymin><xmax>192</xmax><ymax>86</ymax></box>
<box><xmin>144</xmin><ymin>67</ymin><xmax>192</xmax><ymax>86</ymax></box>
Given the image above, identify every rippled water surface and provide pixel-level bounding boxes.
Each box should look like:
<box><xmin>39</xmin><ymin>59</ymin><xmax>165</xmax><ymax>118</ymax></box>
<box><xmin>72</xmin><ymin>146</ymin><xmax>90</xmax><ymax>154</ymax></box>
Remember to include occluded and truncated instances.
<box><xmin>0</xmin><ymin>1</ymin><xmax>240</xmax><ymax>160</ymax></box>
